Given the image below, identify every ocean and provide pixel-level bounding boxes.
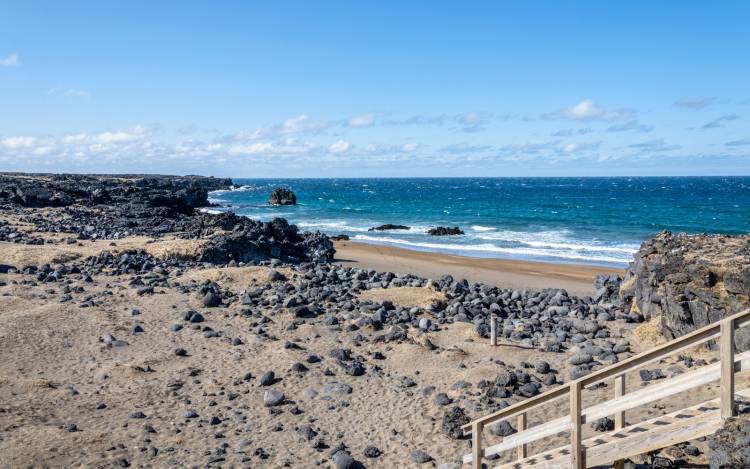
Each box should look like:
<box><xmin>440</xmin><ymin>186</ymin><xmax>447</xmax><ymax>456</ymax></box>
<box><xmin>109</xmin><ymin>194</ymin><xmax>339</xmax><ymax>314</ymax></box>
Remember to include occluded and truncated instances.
<box><xmin>206</xmin><ymin>177</ymin><xmax>750</xmax><ymax>267</ymax></box>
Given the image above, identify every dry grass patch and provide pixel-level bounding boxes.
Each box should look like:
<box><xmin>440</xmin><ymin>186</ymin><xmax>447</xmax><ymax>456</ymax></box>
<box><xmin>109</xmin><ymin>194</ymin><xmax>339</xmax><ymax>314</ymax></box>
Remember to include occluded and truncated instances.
<box><xmin>141</xmin><ymin>238</ymin><xmax>205</xmax><ymax>260</ymax></box>
<box><xmin>358</xmin><ymin>286</ymin><xmax>445</xmax><ymax>309</ymax></box>
<box><xmin>0</xmin><ymin>236</ymin><xmax>205</xmax><ymax>266</ymax></box>
<box><xmin>178</xmin><ymin>266</ymin><xmax>296</xmax><ymax>287</ymax></box>
<box><xmin>630</xmin><ymin>316</ymin><xmax>664</xmax><ymax>351</ymax></box>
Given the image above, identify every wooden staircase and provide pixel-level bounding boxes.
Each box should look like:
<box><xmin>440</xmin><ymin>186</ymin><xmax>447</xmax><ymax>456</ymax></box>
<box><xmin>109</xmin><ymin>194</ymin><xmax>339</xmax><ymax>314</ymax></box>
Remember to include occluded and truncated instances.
<box><xmin>461</xmin><ymin>309</ymin><xmax>750</xmax><ymax>469</ymax></box>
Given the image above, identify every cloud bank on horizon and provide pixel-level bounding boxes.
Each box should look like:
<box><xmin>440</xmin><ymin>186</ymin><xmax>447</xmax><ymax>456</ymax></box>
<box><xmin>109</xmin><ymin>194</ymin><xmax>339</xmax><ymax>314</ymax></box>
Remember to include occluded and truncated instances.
<box><xmin>1</xmin><ymin>1</ymin><xmax>749</xmax><ymax>177</ymax></box>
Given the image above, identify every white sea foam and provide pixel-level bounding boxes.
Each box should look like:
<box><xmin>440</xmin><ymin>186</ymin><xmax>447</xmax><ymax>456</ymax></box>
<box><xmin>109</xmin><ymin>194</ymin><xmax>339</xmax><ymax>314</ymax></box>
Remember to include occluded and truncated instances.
<box><xmin>199</xmin><ymin>208</ymin><xmax>224</xmax><ymax>214</ymax></box>
<box><xmin>470</xmin><ymin>230</ymin><xmax>639</xmax><ymax>254</ymax></box>
<box><xmin>352</xmin><ymin>234</ymin><xmax>633</xmax><ymax>265</ymax></box>
<box><xmin>471</xmin><ymin>225</ymin><xmax>497</xmax><ymax>232</ymax></box>
<box><xmin>296</xmin><ymin>221</ymin><xmax>370</xmax><ymax>233</ymax></box>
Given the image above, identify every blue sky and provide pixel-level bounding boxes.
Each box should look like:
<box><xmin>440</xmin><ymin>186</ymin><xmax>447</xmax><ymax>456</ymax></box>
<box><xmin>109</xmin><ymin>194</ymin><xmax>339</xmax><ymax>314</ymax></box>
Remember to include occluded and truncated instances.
<box><xmin>1</xmin><ymin>1</ymin><xmax>749</xmax><ymax>177</ymax></box>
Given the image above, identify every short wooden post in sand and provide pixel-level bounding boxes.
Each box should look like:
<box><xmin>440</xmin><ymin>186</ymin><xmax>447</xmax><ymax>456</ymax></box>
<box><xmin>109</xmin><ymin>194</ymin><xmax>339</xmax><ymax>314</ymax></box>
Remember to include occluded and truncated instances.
<box><xmin>490</xmin><ymin>314</ymin><xmax>498</xmax><ymax>346</ymax></box>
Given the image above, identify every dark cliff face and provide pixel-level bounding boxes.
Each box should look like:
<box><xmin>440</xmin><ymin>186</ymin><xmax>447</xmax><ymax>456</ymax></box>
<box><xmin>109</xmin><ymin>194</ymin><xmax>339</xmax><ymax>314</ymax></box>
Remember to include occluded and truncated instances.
<box><xmin>0</xmin><ymin>173</ymin><xmax>335</xmax><ymax>264</ymax></box>
<box><xmin>0</xmin><ymin>173</ymin><xmax>232</xmax><ymax>212</ymax></box>
<box><xmin>620</xmin><ymin>231</ymin><xmax>750</xmax><ymax>348</ymax></box>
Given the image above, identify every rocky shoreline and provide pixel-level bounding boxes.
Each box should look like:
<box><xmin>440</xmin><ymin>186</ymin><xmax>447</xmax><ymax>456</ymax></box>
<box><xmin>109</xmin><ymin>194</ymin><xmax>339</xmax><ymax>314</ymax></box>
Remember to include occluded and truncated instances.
<box><xmin>0</xmin><ymin>173</ymin><xmax>747</xmax><ymax>468</ymax></box>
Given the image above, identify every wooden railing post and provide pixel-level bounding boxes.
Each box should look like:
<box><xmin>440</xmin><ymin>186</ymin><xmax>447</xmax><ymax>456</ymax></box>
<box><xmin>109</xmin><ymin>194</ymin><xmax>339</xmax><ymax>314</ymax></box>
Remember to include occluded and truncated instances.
<box><xmin>613</xmin><ymin>374</ymin><xmax>626</xmax><ymax>469</ymax></box>
<box><xmin>720</xmin><ymin>318</ymin><xmax>736</xmax><ymax>419</ymax></box>
<box><xmin>472</xmin><ymin>422</ymin><xmax>483</xmax><ymax>469</ymax></box>
<box><xmin>490</xmin><ymin>314</ymin><xmax>498</xmax><ymax>346</ymax></box>
<box><xmin>570</xmin><ymin>380</ymin><xmax>584</xmax><ymax>469</ymax></box>
<box><xmin>517</xmin><ymin>412</ymin><xmax>527</xmax><ymax>460</ymax></box>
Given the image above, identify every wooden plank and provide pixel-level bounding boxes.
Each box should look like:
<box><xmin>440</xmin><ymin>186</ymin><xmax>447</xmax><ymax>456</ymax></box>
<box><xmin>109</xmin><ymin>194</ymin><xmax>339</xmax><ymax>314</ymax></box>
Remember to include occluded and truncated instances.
<box><xmin>462</xmin><ymin>308</ymin><xmax>750</xmax><ymax>434</ymax></box>
<box><xmin>517</xmin><ymin>412</ymin><xmax>527</xmax><ymax>460</ymax></box>
<box><xmin>720</xmin><ymin>319</ymin><xmax>736</xmax><ymax>419</ymax></box>
<box><xmin>510</xmin><ymin>411</ymin><xmax>721</xmax><ymax>469</ymax></box>
<box><xmin>472</xmin><ymin>421</ymin><xmax>483</xmax><ymax>469</ymax></box>
<box><xmin>570</xmin><ymin>380</ymin><xmax>584</xmax><ymax>469</ymax></box>
<box><xmin>463</xmin><ymin>351</ymin><xmax>750</xmax><ymax>463</ymax></box>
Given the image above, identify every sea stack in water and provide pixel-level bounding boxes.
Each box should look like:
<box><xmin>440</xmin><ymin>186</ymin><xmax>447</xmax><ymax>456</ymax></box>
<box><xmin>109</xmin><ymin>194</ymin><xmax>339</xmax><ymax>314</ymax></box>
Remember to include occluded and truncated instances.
<box><xmin>428</xmin><ymin>226</ymin><xmax>464</xmax><ymax>236</ymax></box>
<box><xmin>268</xmin><ymin>188</ymin><xmax>297</xmax><ymax>205</ymax></box>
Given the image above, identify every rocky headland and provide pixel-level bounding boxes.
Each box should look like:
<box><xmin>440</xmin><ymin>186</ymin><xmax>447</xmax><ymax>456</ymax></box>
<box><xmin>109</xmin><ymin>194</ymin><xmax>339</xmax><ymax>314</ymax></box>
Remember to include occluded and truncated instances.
<box><xmin>620</xmin><ymin>230</ymin><xmax>750</xmax><ymax>348</ymax></box>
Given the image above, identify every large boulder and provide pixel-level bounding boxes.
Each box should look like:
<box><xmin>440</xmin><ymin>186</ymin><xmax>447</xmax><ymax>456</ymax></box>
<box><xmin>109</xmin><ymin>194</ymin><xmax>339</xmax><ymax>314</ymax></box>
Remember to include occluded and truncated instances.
<box><xmin>268</xmin><ymin>187</ymin><xmax>297</xmax><ymax>205</ymax></box>
<box><xmin>620</xmin><ymin>231</ymin><xmax>750</xmax><ymax>349</ymax></box>
<box><xmin>199</xmin><ymin>217</ymin><xmax>335</xmax><ymax>264</ymax></box>
<box><xmin>708</xmin><ymin>416</ymin><xmax>750</xmax><ymax>468</ymax></box>
<box><xmin>441</xmin><ymin>406</ymin><xmax>470</xmax><ymax>440</ymax></box>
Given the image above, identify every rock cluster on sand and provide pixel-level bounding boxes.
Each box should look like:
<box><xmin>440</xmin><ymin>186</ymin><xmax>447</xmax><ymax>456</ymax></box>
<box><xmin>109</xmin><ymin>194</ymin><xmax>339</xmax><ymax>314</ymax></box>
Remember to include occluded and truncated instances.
<box><xmin>428</xmin><ymin>226</ymin><xmax>464</xmax><ymax>236</ymax></box>
<box><xmin>268</xmin><ymin>187</ymin><xmax>297</xmax><ymax>205</ymax></box>
<box><xmin>708</xmin><ymin>416</ymin><xmax>750</xmax><ymax>468</ymax></box>
<box><xmin>620</xmin><ymin>230</ymin><xmax>750</xmax><ymax>348</ymax></box>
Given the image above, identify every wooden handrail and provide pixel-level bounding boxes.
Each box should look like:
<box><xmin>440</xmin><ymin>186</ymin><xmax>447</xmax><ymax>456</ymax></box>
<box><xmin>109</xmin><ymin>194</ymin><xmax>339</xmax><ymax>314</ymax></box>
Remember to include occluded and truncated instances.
<box><xmin>462</xmin><ymin>350</ymin><xmax>750</xmax><ymax>464</ymax></box>
<box><xmin>461</xmin><ymin>308</ymin><xmax>750</xmax><ymax>434</ymax></box>
<box><xmin>462</xmin><ymin>308</ymin><xmax>750</xmax><ymax>468</ymax></box>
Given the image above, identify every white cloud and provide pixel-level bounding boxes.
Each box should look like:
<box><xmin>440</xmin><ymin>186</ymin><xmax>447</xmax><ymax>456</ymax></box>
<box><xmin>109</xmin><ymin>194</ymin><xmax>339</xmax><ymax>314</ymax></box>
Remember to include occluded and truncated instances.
<box><xmin>229</xmin><ymin>142</ymin><xmax>275</xmax><ymax>155</ymax></box>
<box><xmin>544</xmin><ymin>99</ymin><xmax>632</xmax><ymax>121</ymax></box>
<box><xmin>459</xmin><ymin>111</ymin><xmax>485</xmax><ymax>132</ymax></box>
<box><xmin>0</xmin><ymin>53</ymin><xmax>19</xmax><ymax>67</ymax></box>
<box><xmin>91</xmin><ymin>125</ymin><xmax>145</xmax><ymax>144</ymax></box>
<box><xmin>607</xmin><ymin>120</ymin><xmax>654</xmax><ymax>133</ymax></box>
<box><xmin>674</xmin><ymin>97</ymin><xmax>715</xmax><ymax>109</ymax></box>
<box><xmin>2</xmin><ymin>136</ymin><xmax>37</xmax><ymax>148</ymax></box>
<box><xmin>626</xmin><ymin>139</ymin><xmax>682</xmax><ymax>152</ymax></box>
<box><xmin>348</xmin><ymin>113</ymin><xmax>375</xmax><ymax>127</ymax></box>
<box><xmin>239</xmin><ymin>114</ymin><xmax>327</xmax><ymax>140</ymax></box>
<box><xmin>401</xmin><ymin>143</ymin><xmax>418</xmax><ymax>152</ymax></box>
<box><xmin>48</xmin><ymin>87</ymin><xmax>91</xmax><ymax>98</ymax></box>
<box><xmin>561</xmin><ymin>142</ymin><xmax>600</xmax><ymax>153</ymax></box>
<box><xmin>328</xmin><ymin>140</ymin><xmax>351</xmax><ymax>153</ymax></box>
<box><xmin>701</xmin><ymin>114</ymin><xmax>740</xmax><ymax>130</ymax></box>
<box><xmin>551</xmin><ymin>128</ymin><xmax>592</xmax><ymax>137</ymax></box>
<box><xmin>726</xmin><ymin>138</ymin><xmax>750</xmax><ymax>147</ymax></box>
<box><xmin>228</xmin><ymin>139</ymin><xmax>314</xmax><ymax>156</ymax></box>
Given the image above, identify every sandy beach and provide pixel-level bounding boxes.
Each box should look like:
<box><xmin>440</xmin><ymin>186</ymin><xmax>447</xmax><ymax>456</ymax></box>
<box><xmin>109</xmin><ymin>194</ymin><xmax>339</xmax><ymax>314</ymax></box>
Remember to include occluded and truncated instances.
<box><xmin>334</xmin><ymin>241</ymin><xmax>623</xmax><ymax>297</ymax></box>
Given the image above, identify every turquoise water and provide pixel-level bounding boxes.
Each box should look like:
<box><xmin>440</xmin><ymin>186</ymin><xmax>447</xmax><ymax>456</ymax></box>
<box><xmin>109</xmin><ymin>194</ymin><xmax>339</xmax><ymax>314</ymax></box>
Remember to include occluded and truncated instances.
<box><xmin>207</xmin><ymin>177</ymin><xmax>750</xmax><ymax>267</ymax></box>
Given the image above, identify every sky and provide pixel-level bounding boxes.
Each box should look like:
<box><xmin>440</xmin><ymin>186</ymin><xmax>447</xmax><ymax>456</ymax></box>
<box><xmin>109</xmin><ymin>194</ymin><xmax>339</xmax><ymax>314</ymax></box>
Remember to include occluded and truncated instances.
<box><xmin>1</xmin><ymin>1</ymin><xmax>749</xmax><ymax>177</ymax></box>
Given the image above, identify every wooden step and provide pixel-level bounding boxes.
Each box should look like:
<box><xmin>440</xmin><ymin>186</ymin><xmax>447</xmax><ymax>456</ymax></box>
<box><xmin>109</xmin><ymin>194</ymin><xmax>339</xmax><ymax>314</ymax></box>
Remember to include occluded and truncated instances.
<box><xmin>495</xmin><ymin>387</ymin><xmax>750</xmax><ymax>469</ymax></box>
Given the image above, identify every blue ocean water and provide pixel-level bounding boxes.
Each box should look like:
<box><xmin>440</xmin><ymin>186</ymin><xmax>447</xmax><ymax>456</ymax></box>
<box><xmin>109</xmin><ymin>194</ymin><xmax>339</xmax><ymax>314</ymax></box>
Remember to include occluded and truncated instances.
<box><xmin>207</xmin><ymin>177</ymin><xmax>750</xmax><ymax>267</ymax></box>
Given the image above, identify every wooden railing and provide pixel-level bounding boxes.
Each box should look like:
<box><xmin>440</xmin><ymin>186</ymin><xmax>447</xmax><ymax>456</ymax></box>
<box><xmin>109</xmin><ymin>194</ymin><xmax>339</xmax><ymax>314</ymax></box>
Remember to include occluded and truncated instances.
<box><xmin>462</xmin><ymin>309</ymin><xmax>750</xmax><ymax>469</ymax></box>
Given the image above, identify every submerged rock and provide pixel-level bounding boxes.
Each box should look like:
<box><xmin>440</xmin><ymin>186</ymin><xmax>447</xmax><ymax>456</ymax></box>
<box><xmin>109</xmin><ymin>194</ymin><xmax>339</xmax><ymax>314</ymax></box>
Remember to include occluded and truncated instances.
<box><xmin>368</xmin><ymin>224</ymin><xmax>410</xmax><ymax>231</ymax></box>
<box><xmin>427</xmin><ymin>226</ymin><xmax>464</xmax><ymax>236</ymax></box>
